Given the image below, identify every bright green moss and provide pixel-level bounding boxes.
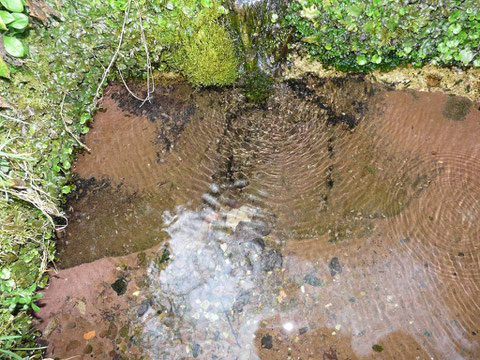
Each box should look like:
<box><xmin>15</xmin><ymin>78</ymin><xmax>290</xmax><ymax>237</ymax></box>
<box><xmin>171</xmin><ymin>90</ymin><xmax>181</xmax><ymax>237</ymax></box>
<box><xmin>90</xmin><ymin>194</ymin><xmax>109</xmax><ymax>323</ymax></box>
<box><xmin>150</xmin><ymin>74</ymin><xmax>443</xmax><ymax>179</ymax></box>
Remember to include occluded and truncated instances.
<box><xmin>175</xmin><ymin>21</ymin><xmax>238</xmax><ymax>87</ymax></box>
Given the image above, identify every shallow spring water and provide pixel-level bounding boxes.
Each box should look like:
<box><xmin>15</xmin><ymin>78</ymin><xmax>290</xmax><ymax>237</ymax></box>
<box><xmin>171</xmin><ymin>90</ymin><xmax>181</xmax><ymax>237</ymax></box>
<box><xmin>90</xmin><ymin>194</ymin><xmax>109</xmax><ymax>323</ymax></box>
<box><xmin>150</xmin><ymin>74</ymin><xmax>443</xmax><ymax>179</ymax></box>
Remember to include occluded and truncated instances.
<box><xmin>37</xmin><ymin>75</ymin><xmax>480</xmax><ymax>359</ymax></box>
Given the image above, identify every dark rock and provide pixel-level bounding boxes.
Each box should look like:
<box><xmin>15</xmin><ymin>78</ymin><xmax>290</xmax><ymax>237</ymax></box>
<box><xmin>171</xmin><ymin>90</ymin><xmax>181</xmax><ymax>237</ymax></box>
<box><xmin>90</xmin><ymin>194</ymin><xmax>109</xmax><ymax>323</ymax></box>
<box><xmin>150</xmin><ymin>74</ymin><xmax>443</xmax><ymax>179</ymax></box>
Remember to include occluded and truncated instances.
<box><xmin>442</xmin><ymin>96</ymin><xmax>472</xmax><ymax>121</ymax></box>
<box><xmin>329</xmin><ymin>257</ymin><xmax>342</xmax><ymax>276</ymax></box>
<box><xmin>233</xmin><ymin>291</ymin><xmax>251</xmax><ymax>313</ymax></box>
<box><xmin>299</xmin><ymin>327</ymin><xmax>308</xmax><ymax>335</ymax></box>
<box><xmin>251</xmin><ymin>221</ymin><xmax>271</xmax><ymax>236</ymax></box>
<box><xmin>235</xmin><ymin>220</ymin><xmax>270</xmax><ymax>241</ymax></box>
<box><xmin>303</xmin><ymin>273</ymin><xmax>324</xmax><ymax>287</ymax></box>
<box><xmin>252</xmin><ymin>237</ymin><xmax>266</xmax><ymax>249</ymax></box>
<box><xmin>106</xmin><ymin>322</ymin><xmax>118</xmax><ymax>340</ymax></box>
<box><xmin>192</xmin><ymin>343</ymin><xmax>201</xmax><ymax>358</ymax></box>
<box><xmin>35</xmin><ymin>339</ymin><xmax>48</xmax><ymax>349</ymax></box>
<box><xmin>66</xmin><ymin>322</ymin><xmax>76</xmax><ymax>329</ymax></box>
<box><xmin>261</xmin><ymin>249</ymin><xmax>282</xmax><ymax>272</ymax></box>
<box><xmin>137</xmin><ymin>299</ymin><xmax>150</xmax><ymax>317</ymax></box>
<box><xmin>261</xmin><ymin>334</ymin><xmax>273</xmax><ymax>349</ymax></box>
<box><xmin>111</xmin><ymin>277</ymin><xmax>128</xmax><ymax>296</ymax></box>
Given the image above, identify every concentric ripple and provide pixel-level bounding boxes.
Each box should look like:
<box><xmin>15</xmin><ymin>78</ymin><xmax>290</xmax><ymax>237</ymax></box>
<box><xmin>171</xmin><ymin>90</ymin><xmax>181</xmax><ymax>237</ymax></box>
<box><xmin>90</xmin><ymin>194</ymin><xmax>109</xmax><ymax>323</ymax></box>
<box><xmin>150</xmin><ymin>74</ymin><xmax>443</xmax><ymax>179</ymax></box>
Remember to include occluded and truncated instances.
<box><xmin>45</xmin><ymin>76</ymin><xmax>480</xmax><ymax>360</ymax></box>
<box><xmin>390</xmin><ymin>153</ymin><xmax>480</xmax><ymax>280</ymax></box>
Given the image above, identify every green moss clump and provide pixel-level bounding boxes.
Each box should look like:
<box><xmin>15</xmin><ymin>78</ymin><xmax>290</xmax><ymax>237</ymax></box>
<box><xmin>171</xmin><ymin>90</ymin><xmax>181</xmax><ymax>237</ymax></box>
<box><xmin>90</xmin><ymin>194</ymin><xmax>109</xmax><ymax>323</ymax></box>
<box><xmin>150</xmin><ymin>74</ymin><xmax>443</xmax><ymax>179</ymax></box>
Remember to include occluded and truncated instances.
<box><xmin>175</xmin><ymin>22</ymin><xmax>238</xmax><ymax>87</ymax></box>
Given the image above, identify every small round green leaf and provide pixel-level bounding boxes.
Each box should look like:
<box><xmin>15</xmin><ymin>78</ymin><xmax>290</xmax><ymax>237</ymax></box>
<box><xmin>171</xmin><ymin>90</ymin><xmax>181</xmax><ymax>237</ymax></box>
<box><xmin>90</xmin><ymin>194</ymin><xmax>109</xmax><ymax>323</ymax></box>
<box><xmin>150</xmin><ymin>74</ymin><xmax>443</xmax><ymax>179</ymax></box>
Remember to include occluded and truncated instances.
<box><xmin>356</xmin><ymin>55</ymin><xmax>368</xmax><ymax>66</ymax></box>
<box><xmin>2</xmin><ymin>35</ymin><xmax>25</xmax><ymax>57</ymax></box>
<box><xmin>371</xmin><ymin>54</ymin><xmax>382</xmax><ymax>64</ymax></box>
<box><xmin>459</xmin><ymin>49</ymin><xmax>474</xmax><ymax>65</ymax></box>
<box><xmin>0</xmin><ymin>10</ymin><xmax>14</xmax><ymax>24</ymax></box>
<box><xmin>0</xmin><ymin>0</ymin><xmax>23</xmax><ymax>13</ymax></box>
<box><xmin>9</xmin><ymin>12</ymin><xmax>28</xmax><ymax>29</ymax></box>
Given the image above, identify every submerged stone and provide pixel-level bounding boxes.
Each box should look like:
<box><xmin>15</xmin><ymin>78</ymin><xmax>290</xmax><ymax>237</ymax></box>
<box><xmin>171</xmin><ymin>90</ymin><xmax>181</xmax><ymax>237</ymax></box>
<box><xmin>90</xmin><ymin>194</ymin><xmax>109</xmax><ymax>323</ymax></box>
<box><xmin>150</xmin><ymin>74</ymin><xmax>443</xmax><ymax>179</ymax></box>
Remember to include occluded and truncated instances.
<box><xmin>261</xmin><ymin>334</ymin><xmax>273</xmax><ymax>349</ymax></box>
<box><xmin>192</xmin><ymin>343</ymin><xmax>201</xmax><ymax>358</ymax></box>
<box><xmin>299</xmin><ymin>327</ymin><xmax>308</xmax><ymax>335</ymax></box>
<box><xmin>329</xmin><ymin>257</ymin><xmax>343</xmax><ymax>277</ymax></box>
<box><xmin>137</xmin><ymin>299</ymin><xmax>150</xmax><ymax>317</ymax></box>
<box><xmin>261</xmin><ymin>249</ymin><xmax>282</xmax><ymax>272</ymax></box>
<box><xmin>304</xmin><ymin>273</ymin><xmax>324</xmax><ymax>287</ymax></box>
<box><xmin>111</xmin><ymin>278</ymin><xmax>127</xmax><ymax>296</ymax></box>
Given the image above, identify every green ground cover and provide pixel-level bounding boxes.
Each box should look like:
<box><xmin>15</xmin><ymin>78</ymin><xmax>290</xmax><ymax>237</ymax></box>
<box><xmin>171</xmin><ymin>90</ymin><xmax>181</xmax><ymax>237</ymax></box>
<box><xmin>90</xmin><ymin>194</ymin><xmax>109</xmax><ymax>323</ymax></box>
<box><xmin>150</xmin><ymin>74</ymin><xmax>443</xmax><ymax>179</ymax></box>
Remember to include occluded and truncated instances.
<box><xmin>286</xmin><ymin>0</ymin><xmax>480</xmax><ymax>71</ymax></box>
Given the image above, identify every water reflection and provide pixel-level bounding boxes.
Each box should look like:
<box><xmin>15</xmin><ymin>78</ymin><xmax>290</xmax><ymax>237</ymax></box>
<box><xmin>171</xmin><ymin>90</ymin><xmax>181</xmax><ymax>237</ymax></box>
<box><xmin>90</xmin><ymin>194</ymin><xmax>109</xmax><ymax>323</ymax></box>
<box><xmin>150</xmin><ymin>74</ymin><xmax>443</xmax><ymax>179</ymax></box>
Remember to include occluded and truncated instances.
<box><xmin>139</xmin><ymin>204</ymin><xmax>280</xmax><ymax>359</ymax></box>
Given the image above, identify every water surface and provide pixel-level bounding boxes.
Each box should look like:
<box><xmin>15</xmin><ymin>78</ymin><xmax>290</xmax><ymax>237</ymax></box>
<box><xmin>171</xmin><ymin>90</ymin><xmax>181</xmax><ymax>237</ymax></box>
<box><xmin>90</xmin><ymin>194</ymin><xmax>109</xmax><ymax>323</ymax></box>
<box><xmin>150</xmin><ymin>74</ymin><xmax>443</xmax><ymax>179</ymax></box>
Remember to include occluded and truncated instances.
<box><xmin>38</xmin><ymin>75</ymin><xmax>480</xmax><ymax>359</ymax></box>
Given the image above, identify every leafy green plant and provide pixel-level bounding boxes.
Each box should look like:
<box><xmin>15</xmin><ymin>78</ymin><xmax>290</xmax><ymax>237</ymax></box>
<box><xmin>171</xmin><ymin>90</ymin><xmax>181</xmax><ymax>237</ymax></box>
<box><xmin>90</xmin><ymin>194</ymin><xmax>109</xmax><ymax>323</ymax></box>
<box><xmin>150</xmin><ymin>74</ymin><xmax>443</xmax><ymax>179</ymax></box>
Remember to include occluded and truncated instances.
<box><xmin>1</xmin><ymin>268</ymin><xmax>44</xmax><ymax>313</ymax></box>
<box><xmin>0</xmin><ymin>0</ymin><xmax>29</xmax><ymax>77</ymax></box>
<box><xmin>286</xmin><ymin>0</ymin><xmax>480</xmax><ymax>71</ymax></box>
<box><xmin>0</xmin><ymin>335</ymin><xmax>23</xmax><ymax>360</ymax></box>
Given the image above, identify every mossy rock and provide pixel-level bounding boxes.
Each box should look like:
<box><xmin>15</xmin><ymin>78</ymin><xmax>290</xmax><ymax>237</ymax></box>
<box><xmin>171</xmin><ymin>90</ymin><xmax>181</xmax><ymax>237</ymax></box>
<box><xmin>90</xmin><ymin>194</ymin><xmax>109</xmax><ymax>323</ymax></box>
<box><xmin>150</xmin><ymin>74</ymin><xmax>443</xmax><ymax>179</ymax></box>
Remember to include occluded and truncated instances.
<box><xmin>175</xmin><ymin>22</ymin><xmax>238</xmax><ymax>87</ymax></box>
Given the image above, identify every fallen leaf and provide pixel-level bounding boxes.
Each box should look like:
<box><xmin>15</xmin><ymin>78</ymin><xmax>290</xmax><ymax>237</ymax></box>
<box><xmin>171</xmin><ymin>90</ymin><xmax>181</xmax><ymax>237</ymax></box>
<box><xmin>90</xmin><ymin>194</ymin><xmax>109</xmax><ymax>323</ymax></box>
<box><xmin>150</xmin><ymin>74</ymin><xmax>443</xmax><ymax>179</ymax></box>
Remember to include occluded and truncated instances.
<box><xmin>43</xmin><ymin>317</ymin><xmax>59</xmax><ymax>338</ymax></box>
<box><xmin>83</xmin><ymin>330</ymin><xmax>96</xmax><ymax>340</ymax></box>
<box><xmin>26</xmin><ymin>0</ymin><xmax>59</xmax><ymax>24</ymax></box>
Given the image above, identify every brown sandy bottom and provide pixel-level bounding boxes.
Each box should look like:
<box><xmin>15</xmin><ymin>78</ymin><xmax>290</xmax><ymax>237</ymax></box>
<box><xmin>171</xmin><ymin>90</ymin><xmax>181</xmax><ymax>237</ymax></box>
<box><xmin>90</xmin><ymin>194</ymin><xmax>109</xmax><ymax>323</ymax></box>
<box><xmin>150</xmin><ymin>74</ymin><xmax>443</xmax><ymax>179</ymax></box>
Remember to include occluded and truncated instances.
<box><xmin>35</xmin><ymin>75</ymin><xmax>480</xmax><ymax>360</ymax></box>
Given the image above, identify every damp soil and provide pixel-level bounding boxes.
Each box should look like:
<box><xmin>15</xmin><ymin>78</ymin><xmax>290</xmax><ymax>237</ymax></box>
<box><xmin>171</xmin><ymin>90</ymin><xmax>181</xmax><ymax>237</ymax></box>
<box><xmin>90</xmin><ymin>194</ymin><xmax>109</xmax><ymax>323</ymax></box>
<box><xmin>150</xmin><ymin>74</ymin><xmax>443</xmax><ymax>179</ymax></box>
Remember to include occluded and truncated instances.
<box><xmin>36</xmin><ymin>75</ymin><xmax>480</xmax><ymax>360</ymax></box>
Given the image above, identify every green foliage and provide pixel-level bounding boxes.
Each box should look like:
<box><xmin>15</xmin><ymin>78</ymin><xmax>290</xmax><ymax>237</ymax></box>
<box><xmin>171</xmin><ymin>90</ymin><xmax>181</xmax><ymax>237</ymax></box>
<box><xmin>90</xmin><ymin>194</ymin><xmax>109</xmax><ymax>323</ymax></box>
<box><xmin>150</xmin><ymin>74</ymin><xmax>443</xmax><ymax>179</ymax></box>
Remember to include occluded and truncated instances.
<box><xmin>0</xmin><ymin>197</ymin><xmax>53</xmax><ymax>359</ymax></box>
<box><xmin>0</xmin><ymin>0</ymin><xmax>28</xmax><ymax>65</ymax></box>
<box><xmin>286</xmin><ymin>0</ymin><xmax>480</xmax><ymax>71</ymax></box>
